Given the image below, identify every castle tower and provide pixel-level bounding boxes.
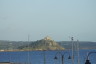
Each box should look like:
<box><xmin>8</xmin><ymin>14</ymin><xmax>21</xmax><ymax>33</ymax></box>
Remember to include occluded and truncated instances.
<box><xmin>44</xmin><ymin>36</ymin><xmax>52</xmax><ymax>40</ymax></box>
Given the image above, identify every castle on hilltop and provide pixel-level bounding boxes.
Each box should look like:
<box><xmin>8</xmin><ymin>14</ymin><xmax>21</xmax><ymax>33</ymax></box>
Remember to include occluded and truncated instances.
<box><xmin>43</xmin><ymin>36</ymin><xmax>52</xmax><ymax>40</ymax></box>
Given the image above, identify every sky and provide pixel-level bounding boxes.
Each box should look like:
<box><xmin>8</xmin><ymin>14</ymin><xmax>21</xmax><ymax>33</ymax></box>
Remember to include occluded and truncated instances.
<box><xmin>0</xmin><ymin>0</ymin><xmax>96</xmax><ymax>41</ymax></box>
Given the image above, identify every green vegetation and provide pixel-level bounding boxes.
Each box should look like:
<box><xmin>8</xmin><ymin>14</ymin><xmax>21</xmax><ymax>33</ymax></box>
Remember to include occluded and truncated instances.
<box><xmin>18</xmin><ymin>37</ymin><xmax>65</xmax><ymax>50</ymax></box>
<box><xmin>0</xmin><ymin>36</ymin><xmax>96</xmax><ymax>51</ymax></box>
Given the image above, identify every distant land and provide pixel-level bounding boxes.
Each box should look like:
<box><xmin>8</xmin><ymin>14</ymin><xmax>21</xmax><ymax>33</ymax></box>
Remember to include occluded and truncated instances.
<box><xmin>58</xmin><ymin>41</ymin><xmax>96</xmax><ymax>49</ymax></box>
<box><xmin>18</xmin><ymin>36</ymin><xmax>64</xmax><ymax>51</ymax></box>
<box><xmin>0</xmin><ymin>36</ymin><xmax>96</xmax><ymax>51</ymax></box>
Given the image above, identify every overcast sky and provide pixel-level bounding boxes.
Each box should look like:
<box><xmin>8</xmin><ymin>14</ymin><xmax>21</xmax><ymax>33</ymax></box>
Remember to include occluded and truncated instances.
<box><xmin>0</xmin><ymin>0</ymin><xmax>96</xmax><ymax>41</ymax></box>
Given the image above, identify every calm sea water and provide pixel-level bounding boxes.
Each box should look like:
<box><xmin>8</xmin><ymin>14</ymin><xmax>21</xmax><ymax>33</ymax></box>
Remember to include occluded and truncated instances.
<box><xmin>0</xmin><ymin>49</ymin><xmax>96</xmax><ymax>64</ymax></box>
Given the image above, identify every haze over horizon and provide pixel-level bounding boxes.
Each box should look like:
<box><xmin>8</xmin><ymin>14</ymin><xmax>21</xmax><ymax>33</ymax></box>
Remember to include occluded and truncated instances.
<box><xmin>0</xmin><ymin>0</ymin><xmax>96</xmax><ymax>42</ymax></box>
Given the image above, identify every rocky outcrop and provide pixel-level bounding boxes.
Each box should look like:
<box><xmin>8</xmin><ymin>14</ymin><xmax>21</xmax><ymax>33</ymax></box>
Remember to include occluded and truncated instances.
<box><xmin>19</xmin><ymin>36</ymin><xmax>65</xmax><ymax>50</ymax></box>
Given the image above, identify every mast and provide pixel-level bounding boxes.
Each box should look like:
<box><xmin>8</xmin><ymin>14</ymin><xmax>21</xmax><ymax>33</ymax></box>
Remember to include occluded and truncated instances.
<box><xmin>44</xmin><ymin>50</ymin><xmax>46</xmax><ymax>64</ymax></box>
<box><xmin>28</xmin><ymin>34</ymin><xmax>30</xmax><ymax>64</ymax></box>
<box><xmin>44</xmin><ymin>37</ymin><xmax>46</xmax><ymax>64</ymax></box>
<box><xmin>71</xmin><ymin>37</ymin><xmax>74</xmax><ymax>64</ymax></box>
<box><xmin>77</xmin><ymin>40</ymin><xmax>80</xmax><ymax>64</ymax></box>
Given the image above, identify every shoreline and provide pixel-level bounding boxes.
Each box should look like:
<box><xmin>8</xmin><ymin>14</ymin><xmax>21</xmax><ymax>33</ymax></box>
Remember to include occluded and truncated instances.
<box><xmin>0</xmin><ymin>48</ymin><xmax>96</xmax><ymax>52</ymax></box>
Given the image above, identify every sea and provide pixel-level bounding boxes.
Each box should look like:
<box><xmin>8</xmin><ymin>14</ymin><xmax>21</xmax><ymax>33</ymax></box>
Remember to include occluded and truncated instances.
<box><xmin>0</xmin><ymin>49</ymin><xmax>96</xmax><ymax>64</ymax></box>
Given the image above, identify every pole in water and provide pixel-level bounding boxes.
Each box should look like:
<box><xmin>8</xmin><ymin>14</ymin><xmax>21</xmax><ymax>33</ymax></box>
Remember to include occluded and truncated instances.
<box><xmin>28</xmin><ymin>34</ymin><xmax>30</xmax><ymax>64</ymax></box>
<box><xmin>71</xmin><ymin>37</ymin><xmax>74</xmax><ymax>64</ymax></box>
<box><xmin>77</xmin><ymin>40</ymin><xmax>80</xmax><ymax>64</ymax></box>
<box><xmin>44</xmin><ymin>50</ymin><xmax>46</xmax><ymax>64</ymax></box>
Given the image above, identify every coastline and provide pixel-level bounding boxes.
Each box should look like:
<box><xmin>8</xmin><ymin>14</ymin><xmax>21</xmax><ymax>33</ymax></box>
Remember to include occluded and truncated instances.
<box><xmin>0</xmin><ymin>48</ymin><xmax>96</xmax><ymax>52</ymax></box>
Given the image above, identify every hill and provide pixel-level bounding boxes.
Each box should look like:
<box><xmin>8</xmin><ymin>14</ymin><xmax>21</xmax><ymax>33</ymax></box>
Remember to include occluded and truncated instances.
<box><xmin>18</xmin><ymin>36</ymin><xmax>65</xmax><ymax>50</ymax></box>
<box><xmin>58</xmin><ymin>41</ymin><xmax>96</xmax><ymax>49</ymax></box>
<box><xmin>0</xmin><ymin>38</ymin><xmax>96</xmax><ymax>51</ymax></box>
<box><xmin>0</xmin><ymin>40</ymin><xmax>30</xmax><ymax>51</ymax></box>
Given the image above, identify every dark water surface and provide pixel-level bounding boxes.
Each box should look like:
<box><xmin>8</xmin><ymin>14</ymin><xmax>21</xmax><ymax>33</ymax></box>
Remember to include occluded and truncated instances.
<box><xmin>0</xmin><ymin>49</ymin><xmax>96</xmax><ymax>64</ymax></box>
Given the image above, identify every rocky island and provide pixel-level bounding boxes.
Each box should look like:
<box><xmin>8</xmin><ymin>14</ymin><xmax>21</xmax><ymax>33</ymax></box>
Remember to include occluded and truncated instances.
<box><xmin>0</xmin><ymin>36</ymin><xmax>96</xmax><ymax>51</ymax></box>
<box><xmin>18</xmin><ymin>36</ymin><xmax>65</xmax><ymax>51</ymax></box>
